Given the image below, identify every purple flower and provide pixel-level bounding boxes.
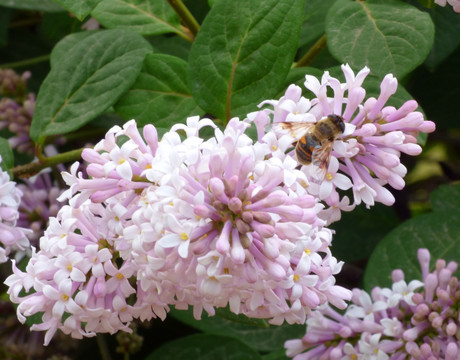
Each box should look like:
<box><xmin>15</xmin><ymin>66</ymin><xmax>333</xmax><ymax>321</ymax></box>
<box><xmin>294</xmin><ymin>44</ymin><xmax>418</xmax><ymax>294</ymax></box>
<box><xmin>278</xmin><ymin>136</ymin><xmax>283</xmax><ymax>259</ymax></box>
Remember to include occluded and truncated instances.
<box><xmin>0</xmin><ymin>156</ymin><xmax>30</xmax><ymax>263</ymax></box>
<box><xmin>17</xmin><ymin>172</ymin><xmax>64</xmax><ymax>246</ymax></box>
<box><xmin>5</xmin><ymin>116</ymin><xmax>351</xmax><ymax>343</ymax></box>
<box><xmin>284</xmin><ymin>248</ymin><xmax>460</xmax><ymax>359</ymax></box>
<box><xmin>435</xmin><ymin>0</ymin><xmax>460</xmax><ymax>12</ymax></box>
<box><xmin>256</xmin><ymin>65</ymin><xmax>435</xmax><ymax>224</ymax></box>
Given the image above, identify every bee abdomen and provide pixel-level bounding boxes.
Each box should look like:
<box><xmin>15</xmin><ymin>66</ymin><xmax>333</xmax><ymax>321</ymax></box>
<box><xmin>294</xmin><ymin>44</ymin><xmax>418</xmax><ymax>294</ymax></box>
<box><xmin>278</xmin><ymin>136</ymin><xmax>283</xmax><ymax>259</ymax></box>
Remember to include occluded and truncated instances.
<box><xmin>296</xmin><ymin>135</ymin><xmax>319</xmax><ymax>165</ymax></box>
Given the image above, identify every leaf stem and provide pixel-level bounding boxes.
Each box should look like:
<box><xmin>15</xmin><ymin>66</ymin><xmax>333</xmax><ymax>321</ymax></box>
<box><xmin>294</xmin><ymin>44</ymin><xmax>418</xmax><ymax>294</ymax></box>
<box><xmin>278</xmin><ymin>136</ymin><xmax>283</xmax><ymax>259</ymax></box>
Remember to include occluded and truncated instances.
<box><xmin>166</xmin><ymin>0</ymin><xmax>200</xmax><ymax>40</ymax></box>
<box><xmin>96</xmin><ymin>334</ymin><xmax>113</xmax><ymax>360</ymax></box>
<box><xmin>0</xmin><ymin>54</ymin><xmax>50</xmax><ymax>69</ymax></box>
<box><xmin>11</xmin><ymin>148</ymin><xmax>83</xmax><ymax>179</ymax></box>
<box><xmin>294</xmin><ymin>35</ymin><xmax>327</xmax><ymax>68</ymax></box>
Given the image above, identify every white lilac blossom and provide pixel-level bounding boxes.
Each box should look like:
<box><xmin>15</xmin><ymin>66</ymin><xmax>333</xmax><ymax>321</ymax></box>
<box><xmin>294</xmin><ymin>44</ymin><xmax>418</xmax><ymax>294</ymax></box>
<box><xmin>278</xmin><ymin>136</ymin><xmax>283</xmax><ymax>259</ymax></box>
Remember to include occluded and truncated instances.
<box><xmin>284</xmin><ymin>248</ymin><xmax>460</xmax><ymax>360</ymax></box>
<box><xmin>5</xmin><ymin>117</ymin><xmax>351</xmax><ymax>344</ymax></box>
<box><xmin>434</xmin><ymin>0</ymin><xmax>460</xmax><ymax>12</ymax></box>
<box><xmin>255</xmin><ymin>64</ymin><xmax>435</xmax><ymax>223</ymax></box>
<box><xmin>0</xmin><ymin>156</ymin><xmax>30</xmax><ymax>263</ymax></box>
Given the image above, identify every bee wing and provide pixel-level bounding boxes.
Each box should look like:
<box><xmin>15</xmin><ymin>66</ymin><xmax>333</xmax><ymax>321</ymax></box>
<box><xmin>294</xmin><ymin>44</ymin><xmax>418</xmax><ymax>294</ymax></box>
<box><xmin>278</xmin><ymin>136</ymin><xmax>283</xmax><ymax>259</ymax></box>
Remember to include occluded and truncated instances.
<box><xmin>272</xmin><ymin>122</ymin><xmax>315</xmax><ymax>141</ymax></box>
<box><xmin>310</xmin><ymin>140</ymin><xmax>334</xmax><ymax>181</ymax></box>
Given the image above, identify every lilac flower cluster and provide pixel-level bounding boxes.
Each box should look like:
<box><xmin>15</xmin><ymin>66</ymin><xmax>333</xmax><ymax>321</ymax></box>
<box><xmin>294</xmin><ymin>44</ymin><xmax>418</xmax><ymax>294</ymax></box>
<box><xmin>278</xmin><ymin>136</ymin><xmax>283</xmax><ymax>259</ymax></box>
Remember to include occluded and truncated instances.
<box><xmin>0</xmin><ymin>156</ymin><xmax>30</xmax><ymax>263</ymax></box>
<box><xmin>435</xmin><ymin>0</ymin><xmax>460</xmax><ymax>12</ymax></box>
<box><xmin>17</xmin><ymin>172</ymin><xmax>64</xmax><ymax>246</ymax></box>
<box><xmin>285</xmin><ymin>248</ymin><xmax>460</xmax><ymax>360</ymax></box>
<box><xmin>255</xmin><ymin>64</ymin><xmax>435</xmax><ymax>223</ymax></box>
<box><xmin>5</xmin><ymin>117</ymin><xmax>351</xmax><ymax>344</ymax></box>
<box><xmin>0</xmin><ymin>69</ymin><xmax>35</xmax><ymax>154</ymax></box>
<box><xmin>0</xmin><ymin>68</ymin><xmax>30</xmax><ymax>99</ymax></box>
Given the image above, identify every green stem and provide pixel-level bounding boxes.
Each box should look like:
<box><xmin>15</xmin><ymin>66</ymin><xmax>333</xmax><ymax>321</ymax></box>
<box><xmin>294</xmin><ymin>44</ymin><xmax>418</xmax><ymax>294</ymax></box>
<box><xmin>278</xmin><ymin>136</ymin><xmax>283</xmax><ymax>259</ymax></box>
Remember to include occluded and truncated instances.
<box><xmin>9</xmin><ymin>17</ymin><xmax>42</xmax><ymax>29</ymax></box>
<box><xmin>166</xmin><ymin>0</ymin><xmax>200</xmax><ymax>40</ymax></box>
<box><xmin>294</xmin><ymin>35</ymin><xmax>327</xmax><ymax>68</ymax></box>
<box><xmin>96</xmin><ymin>334</ymin><xmax>113</xmax><ymax>360</ymax></box>
<box><xmin>0</xmin><ymin>54</ymin><xmax>50</xmax><ymax>69</ymax></box>
<box><xmin>11</xmin><ymin>148</ymin><xmax>83</xmax><ymax>178</ymax></box>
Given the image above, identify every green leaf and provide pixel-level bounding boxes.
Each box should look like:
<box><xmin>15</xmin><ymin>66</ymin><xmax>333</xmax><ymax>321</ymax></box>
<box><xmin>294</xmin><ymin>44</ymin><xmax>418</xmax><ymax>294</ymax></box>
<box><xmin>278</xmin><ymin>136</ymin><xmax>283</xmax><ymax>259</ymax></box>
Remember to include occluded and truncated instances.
<box><xmin>0</xmin><ymin>137</ymin><xmax>14</xmax><ymax>171</ymax></box>
<box><xmin>91</xmin><ymin>0</ymin><xmax>183</xmax><ymax>36</ymax></box>
<box><xmin>0</xmin><ymin>0</ymin><xmax>63</xmax><ymax>11</ymax></box>
<box><xmin>430</xmin><ymin>183</ymin><xmax>460</xmax><ymax>213</ymax></box>
<box><xmin>40</xmin><ymin>12</ymin><xmax>83</xmax><ymax>42</ymax></box>
<box><xmin>189</xmin><ymin>0</ymin><xmax>305</xmax><ymax>121</ymax></box>
<box><xmin>326</xmin><ymin>0</ymin><xmax>434</xmax><ymax>78</ymax></box>
<box><xmin>299</xmin><ymin>0</ymin><xmax>338</xmax><ymax>47</ymax></box>
<box><xmin>49</xmin><ymin>31</ymin><xmax>94</xmax><ymax>68</ymax></box>
<box><xmin>146</xmin><ymin>334</ymin><xmax>262</xmax><ymax>360</ymax></box>
<box><xmin>30</xmin><ymin>29</ymin><xmax>152</xmax><ymax>143</ymax></box>
<box><xmin>149</xmin><ymin>35</ymin><xmax>191</xmax><ymax>61</ymax></box>
<box><xmin>363</xmin><ymin>210</ymin><xmax>460</xmax><ymax>291</ymax></box>
<box><xmin>170</xmin><ymin>307</ymin><xmax>305</xmax><ymax>352</ymax></box>
<box><xmin>52</xmin><ymin>0</ymin><xmax>102</xmax><ymax>20</ymax></box>
<box><xmin>114</xmin><ymin>53</ymin><xmax>203</xmax><ymax>127</ymax></box>
<box><xmin>331</xmin><ymin>203</ymin><xmax>400</xmax><ymax>263</ymax></box>
<box><xmin>424</xmin><ymin>5</ymin><xmax>460</xmax><ymax>69</ymax></box>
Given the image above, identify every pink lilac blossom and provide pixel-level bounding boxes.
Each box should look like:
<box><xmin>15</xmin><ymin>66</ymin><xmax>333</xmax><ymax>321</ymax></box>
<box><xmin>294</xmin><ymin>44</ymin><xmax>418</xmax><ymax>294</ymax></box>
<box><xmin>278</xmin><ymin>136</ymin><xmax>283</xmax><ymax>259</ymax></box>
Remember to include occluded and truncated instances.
<box><xmin>284</xmin><ymin>248</ymin><xmax>460</xmax><ymax>360</ymax></box>
<box><xmin>0</xmin><ymin>156</ymin><xmax>30</xmax><ymax>263</ymax></box>
<box><xmin>255</xmin><ymin>64</ymin><xmax>435</xmax><ymax>224</ymax></box>
<box><xmin>5</xmin><ymin>117</ymin><xmax>351</xmax><ymax>344</ymax></box>
<box><xmin>434</xmin><ymin>0</ymin><xmax>460</xmax><ymax>12</ymax></box>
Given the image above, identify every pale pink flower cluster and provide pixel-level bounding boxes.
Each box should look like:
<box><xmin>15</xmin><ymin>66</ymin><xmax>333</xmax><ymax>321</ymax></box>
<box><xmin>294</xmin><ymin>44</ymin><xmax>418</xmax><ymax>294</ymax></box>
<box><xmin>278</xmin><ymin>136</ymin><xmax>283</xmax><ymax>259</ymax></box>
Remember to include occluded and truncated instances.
<box><xmin>435</xmin><ymin>0</ymin><xmax>460</xmax><ymax>12</ymax></box>
<box><xmin>5</xmin><ymin>117</ymin><xmax>351</xmax><ymax>344</ymax></box>
<box><xmin>255</xmin><ymin>65</ymin><xmax>435</xmax><ymax>224</ymax></box>
<box><xmin>0</xmin><ymin>156</ymin><xmax>30</xmax><ymax>263</ymax></box>
<box><xmin>285</xmin><ymin>249</ymin><xmax>460</xmax><ymax>360</ymax></box>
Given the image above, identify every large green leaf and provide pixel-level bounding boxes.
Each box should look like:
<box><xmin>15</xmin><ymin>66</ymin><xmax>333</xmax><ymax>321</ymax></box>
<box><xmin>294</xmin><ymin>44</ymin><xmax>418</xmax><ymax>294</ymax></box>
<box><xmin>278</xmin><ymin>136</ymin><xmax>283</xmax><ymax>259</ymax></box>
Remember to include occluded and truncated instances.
<box><xmin>0</xmin><ymin>0</ymin><xmax>63</xmax><ymax>11</ymax></box>
<box><xmin>52</xmin><ymin>0</ymin><xmax>102</xmax><ymax>20</ymax></box>
<box><xmin>326</xmin><ymin>0</ymin><xmax>434</xmax><ymax>78</ymax></box>
<box><xmin>424</xmin><ymin>5</ymin><xmax>460</xmax><ymax>69</ymax></box>
<box><xmin>170</xmin><ymin>307</ymin><xmax>305</xmax><ymax>352</ymax></box>
<box><xmin>299</xmin><ymin>0</ymin><xmax>337</xmax><ymax>47</ymax></box>
<box><xmin>363</xmin><ymin>183</ymin><xmax>460</xmax><ymax>291</ymax></box>
<box><xmin>30</xmin><ymin>29</ymin><xmax>152</xmax><ymax>143</ymax></box>
<box><xmin>189</xmin><ymin>0</ymin><xmax>305</xmax><ymax>121</ymax></box>
<box><xmin>114</xmin><ymin>53</ymin><xmax>203</xmax><ymax>127</ymax></box>
<box><xmin>331</xmin><ymin>203</ymin><xmax>400</xmax><ymax>264</ymax></box>
<box><xmin>145</xmin><ymin>334</ymin><xmax>262</xmax><ymax>360</ymax></box>
<box><xmin>91</xmin><ymin>0</ymin><xmax>183</xmax><ymax>36</ymax></box>
<box><xmin>49</xmin><ymin>31</ymin><xmax>94</xmax><ymax>68</ymax></box>
<box><xmin>429</xmin><ymin>183</ymin><xmax>460</xmax><ymax>213</ymax></box>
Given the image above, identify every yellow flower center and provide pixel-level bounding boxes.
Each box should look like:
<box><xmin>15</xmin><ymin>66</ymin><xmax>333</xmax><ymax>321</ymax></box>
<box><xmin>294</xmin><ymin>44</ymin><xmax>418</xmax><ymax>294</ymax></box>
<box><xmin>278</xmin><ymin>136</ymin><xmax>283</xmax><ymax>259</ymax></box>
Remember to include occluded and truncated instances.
<box><xmin>61</xmin><ymin>294</ymin><xmax>69</xmax><ymax>301</ymax></box>
<box><xmin>180</xmin><ymin>232</ymin><xmax>189</xmax><ymax>241</ymax></box>
<box><xmin>116</xmin><ymin>273</ymin><xmax>124</xmax><ymax>280</ymax></box>
<box><xmin>304</xmin><ymin>248</ymin><xmax>311</xmax><ymax>255</ymax></box>
<box><xmin>293</xmin><ymin>274</ymin><xmax>300</xmax><ymax>282</ymax></box>
<box><xmin>326</xmin><ymin>173</ymin><xmax>333</xmax><ymax>181</ymax></box>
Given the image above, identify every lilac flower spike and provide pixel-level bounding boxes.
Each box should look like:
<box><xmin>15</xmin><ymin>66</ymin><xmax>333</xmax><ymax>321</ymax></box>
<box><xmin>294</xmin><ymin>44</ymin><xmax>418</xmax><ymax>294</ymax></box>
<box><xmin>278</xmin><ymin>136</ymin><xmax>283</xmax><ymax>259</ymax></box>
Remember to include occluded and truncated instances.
<box><xmin>5</xmin><ymin>116</ymin><xmax>351</xmax><ymax>344</ymax></box>
<box><xmin>257</xmin><ymin>64</ymin><xmax>435</xmax><ymax>223</ymax></box>
<box><xmin>285</xmin><ymin>248</ymin><xmax>460</xmax><ymax>359</ymax></box>
<box><xmin>0</xmin><ymin>156</ymin><xmax>30</xmax><ymax>263</ymax></box>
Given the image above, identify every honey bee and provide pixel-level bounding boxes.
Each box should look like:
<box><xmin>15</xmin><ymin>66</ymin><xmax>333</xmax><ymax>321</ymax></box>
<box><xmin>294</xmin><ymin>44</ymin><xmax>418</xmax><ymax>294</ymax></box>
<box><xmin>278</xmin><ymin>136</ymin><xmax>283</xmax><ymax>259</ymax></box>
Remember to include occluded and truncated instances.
<box><xmin>274</xmin><ymin>114</ymin><xmax>345</xmax><ymax>180</ymax></box>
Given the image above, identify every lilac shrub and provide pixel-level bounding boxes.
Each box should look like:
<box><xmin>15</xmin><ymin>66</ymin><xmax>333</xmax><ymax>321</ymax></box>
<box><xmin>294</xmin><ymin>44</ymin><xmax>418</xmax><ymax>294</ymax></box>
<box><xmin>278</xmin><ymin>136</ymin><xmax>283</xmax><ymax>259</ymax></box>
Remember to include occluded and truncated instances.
<box><xmin>4</xmin><ymin>67</ymin><xmax>436</xmax><ymax>345</ymax></box>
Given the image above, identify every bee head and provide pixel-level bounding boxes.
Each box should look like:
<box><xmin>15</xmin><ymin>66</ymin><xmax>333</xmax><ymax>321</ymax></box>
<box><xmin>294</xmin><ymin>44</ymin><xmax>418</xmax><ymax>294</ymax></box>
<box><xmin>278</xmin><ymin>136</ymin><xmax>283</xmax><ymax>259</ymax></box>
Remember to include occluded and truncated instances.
<box><xmin>327</xmin><ymin>114</ymin><xmax>345</xmax><ymax>134</ymax></box>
